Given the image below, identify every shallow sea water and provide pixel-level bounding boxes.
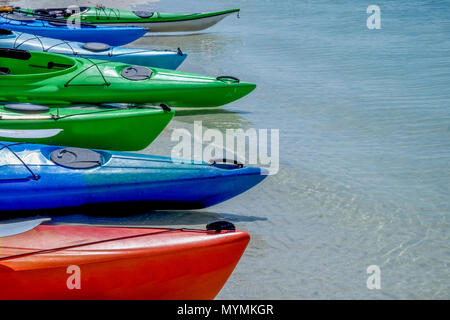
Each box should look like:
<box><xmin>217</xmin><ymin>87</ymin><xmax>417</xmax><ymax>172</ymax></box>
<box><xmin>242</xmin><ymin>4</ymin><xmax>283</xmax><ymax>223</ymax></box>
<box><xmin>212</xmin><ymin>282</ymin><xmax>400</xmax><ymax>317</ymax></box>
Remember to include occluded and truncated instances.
<box><xmin>3</xmin><ymin>0</ymin><xmax>449</xmax><ymax>299</ymax></box>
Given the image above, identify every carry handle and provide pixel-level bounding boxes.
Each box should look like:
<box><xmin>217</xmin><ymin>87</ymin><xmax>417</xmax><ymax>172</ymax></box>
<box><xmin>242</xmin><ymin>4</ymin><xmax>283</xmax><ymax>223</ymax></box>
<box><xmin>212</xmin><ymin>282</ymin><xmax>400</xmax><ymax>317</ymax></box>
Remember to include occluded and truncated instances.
<box><xmin>216</xmin><ymin>76</ymin><xmax>240</xmax><ymax>83</ymax></box>
<box><xmin>208</xmin><ymin>158</ymin><xmax>244</xmax><ymax>168</ymax></box>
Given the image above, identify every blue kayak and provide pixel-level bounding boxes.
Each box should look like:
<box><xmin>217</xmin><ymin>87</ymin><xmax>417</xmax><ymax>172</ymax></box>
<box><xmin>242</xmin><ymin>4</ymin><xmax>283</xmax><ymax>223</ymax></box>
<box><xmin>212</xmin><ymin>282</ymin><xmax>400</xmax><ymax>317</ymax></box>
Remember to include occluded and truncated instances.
<box><xmin>0</xmin><ymin>14</ymin><xmax>146</xmax><ymax>46</ymax></box>
<box><xmin>0</xmin><ymin>142</ymin><xmax>267</xmax><ymax>211</ymax></box>
<box><xmin>0</xmin><ymin>28</ymin><xmax>187</xmax><ymax>69</ymax></box>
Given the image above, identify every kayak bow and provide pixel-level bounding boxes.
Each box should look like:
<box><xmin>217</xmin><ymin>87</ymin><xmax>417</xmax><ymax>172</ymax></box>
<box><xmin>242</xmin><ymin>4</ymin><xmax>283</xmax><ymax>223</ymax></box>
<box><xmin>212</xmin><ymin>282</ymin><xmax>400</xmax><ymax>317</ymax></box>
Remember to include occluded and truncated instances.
<box><xmin>0</xmin><ymin>219</ymin><xmax>250</xmax><ymax>299</ymax></box>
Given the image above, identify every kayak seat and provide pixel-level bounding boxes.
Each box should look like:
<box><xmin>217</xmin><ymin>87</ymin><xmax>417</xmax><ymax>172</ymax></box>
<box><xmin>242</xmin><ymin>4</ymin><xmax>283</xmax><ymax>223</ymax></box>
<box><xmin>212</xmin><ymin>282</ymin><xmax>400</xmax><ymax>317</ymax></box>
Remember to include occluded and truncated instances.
<box><xmin>0</xmin><ymin>67</ymin><xmax>10</xmax><ymax>75</ymax></box>
<box><xmin>133</xmin><ymin>11</ymin><xmax>154</xmax><ymax>18</ymax></box>
<box><xmin>51</xmin><ymin>147</ymin><xmax>102</xmax><ymax>169</ymax></box>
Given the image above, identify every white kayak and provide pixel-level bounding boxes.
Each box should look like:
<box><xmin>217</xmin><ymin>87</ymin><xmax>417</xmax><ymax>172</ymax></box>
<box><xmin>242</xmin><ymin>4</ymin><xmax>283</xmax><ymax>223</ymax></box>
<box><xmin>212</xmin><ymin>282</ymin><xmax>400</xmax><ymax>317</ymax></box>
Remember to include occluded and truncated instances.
<box><xmin>26</xmin><ymin>7</ymin><xmax>241</xmax><ymax>32</ymax></box>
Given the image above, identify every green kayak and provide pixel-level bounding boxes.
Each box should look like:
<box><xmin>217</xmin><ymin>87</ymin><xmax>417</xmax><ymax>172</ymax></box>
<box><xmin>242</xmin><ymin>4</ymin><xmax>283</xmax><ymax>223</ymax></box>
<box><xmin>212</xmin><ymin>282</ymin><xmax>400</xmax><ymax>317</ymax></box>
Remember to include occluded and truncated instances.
<box><xmin>24</xmin><ymin>7</ymin><xmax>240</xmax><ymax>32</ymax></box>
<box><xmin>0</xmin><ymin>48</ymin><xmax>255</xmax><ymax>107</ymax></box>
<box><xmin>0</xmin><ymin>103</ymin><xmax>174</xmax><ymax>151</ymax></box>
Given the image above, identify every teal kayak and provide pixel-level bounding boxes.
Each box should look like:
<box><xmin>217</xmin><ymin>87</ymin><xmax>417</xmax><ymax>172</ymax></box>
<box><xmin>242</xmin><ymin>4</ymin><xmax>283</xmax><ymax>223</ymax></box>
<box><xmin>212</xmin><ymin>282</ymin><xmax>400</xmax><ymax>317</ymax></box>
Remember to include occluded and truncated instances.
<box><xmin>0</xmin><ymin>28</ymin><xmax>187</xmax><ymax>69</ymax></box>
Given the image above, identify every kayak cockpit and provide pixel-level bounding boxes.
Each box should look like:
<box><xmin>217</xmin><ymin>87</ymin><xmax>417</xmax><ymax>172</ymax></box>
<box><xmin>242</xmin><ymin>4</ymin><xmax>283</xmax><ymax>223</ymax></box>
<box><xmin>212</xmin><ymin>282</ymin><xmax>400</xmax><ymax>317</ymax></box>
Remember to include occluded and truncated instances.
<box><xmin>0</xmin><ymin>48</ymin><xmax>75</xmax><ymax>76</ymax></box>
<box><xmin>0</xmin><ymin>28</ymin><xmax>12</xmax><ymax>35</ymax></box>
<box><xmin>32</xmin><ymin>7</ymin><xmax>89</xmax><ymax>18</ymax></box>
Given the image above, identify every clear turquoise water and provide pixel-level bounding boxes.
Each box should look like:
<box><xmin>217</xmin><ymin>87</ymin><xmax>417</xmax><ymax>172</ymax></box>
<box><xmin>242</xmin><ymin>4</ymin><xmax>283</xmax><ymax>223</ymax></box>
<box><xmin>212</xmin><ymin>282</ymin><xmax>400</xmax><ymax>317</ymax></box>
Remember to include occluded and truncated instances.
<box><xmin>9</xmin><ymin>0</ymin><xmax>450</xmax><ymax>299</ymax></box>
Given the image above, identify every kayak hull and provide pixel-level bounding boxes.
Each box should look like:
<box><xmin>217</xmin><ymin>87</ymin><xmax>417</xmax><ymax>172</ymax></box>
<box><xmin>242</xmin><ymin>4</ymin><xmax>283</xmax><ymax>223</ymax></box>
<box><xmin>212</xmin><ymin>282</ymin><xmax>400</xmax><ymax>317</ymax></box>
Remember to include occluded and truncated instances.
<box><xmin>0</xmin><ymin>15</ymin><xmax>147</xmax><ymax>46</ymax></box>
<box><xmin>100</xmin><ymin>11</ymin><xmax>237</xmax><ymax>32</ymax></box>
<box><xmin>0</xmin><ymin>224</ymin><xmax>250</xmax><ymax>299</ymax></box>
<box><xmin>0</xmin><ymin>142</ymin><xmax>268</xmax><ymax>212</ymax></box>
<box><xmin>0</xmin><ymin>30</ymin><xmax>187</xmax><ymax>69</ymax></box>
<box><xmin>0</xmin><ymin>106</ymin><xmax>174</xmax><ymax>151</ymax></box>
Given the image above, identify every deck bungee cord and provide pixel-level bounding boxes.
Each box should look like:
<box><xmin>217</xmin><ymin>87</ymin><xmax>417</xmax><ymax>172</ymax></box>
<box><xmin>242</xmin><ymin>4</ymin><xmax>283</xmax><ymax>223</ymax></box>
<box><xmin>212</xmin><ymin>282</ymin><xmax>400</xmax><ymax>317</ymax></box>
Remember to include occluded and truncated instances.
<box><xmin>10</xmin><ymin>31</ymin><xmax>181</xmax><ymax>58</ymax></box>
<box><xmin>13</xmin><ymin>32</ymin><xmax>76</xmax><ymax>53</ymax></box>
<box><xmin>0</xmin><ymin>142</ymin><xmax>39</xmax><ymax>181</ymax></box>
<box><xmin>94</xmin><ymin>5</ymin><xmax>121</xmax><ymax>20</ymax></box>
<box><xmin>93</xmin><ymin>6</ymin><xmax>161</xmax><ymax>20</ymax></box>
<box><xmin>0</xmin><ymin>228</ymin><xmax>182</xmax><ymax>261</ymax></box>
<box><xmin>63</xmin><ymin>56</ymin><xmax>110</xmax><ymax>87</ymax></box>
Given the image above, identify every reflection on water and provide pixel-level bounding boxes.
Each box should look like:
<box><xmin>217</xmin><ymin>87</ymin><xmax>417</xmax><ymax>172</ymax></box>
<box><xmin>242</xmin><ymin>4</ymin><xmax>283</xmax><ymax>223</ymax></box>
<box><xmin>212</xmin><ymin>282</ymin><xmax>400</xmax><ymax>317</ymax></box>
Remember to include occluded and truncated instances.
<box><xmin>173</xmin><ymin>108</ymin><xmax>241</xmax><ymax>117</ymax></box>
<box><xmin>173</xmin><ymin>108</ymin><xmax>251</xmax><ymax>127</ymax></box>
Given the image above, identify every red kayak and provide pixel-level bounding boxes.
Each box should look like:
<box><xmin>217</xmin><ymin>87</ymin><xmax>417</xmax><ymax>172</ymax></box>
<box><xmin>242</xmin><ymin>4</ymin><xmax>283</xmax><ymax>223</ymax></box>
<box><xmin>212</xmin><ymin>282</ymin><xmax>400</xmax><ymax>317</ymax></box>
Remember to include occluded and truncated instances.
<box><xmin>0</xmin><ymin>219</ymin><xmax>249</xmax><ymax>300</ymax></box>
